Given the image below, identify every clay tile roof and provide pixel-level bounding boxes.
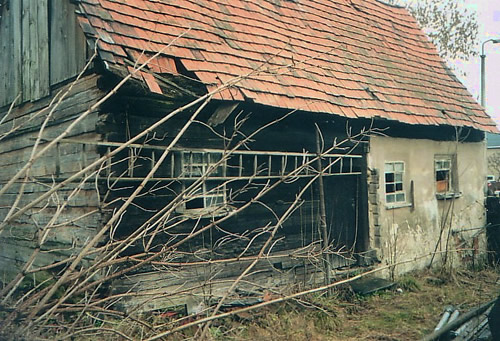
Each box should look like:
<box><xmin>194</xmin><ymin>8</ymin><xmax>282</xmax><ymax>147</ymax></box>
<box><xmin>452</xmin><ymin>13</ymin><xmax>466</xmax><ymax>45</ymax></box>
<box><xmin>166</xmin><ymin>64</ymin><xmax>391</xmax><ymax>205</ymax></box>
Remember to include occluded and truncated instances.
<box><xmin>76</xmin><ymin>0</ymin><xmax>497</xmax><ymax>132</ymax></box>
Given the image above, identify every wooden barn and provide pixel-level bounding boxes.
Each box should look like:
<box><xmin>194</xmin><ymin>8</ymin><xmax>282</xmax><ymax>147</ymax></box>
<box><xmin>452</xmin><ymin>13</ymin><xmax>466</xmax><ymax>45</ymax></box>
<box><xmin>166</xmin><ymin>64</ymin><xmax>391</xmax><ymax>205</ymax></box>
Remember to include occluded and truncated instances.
<box><xmin>0</xmin><ymin>0</ymin><xmax>496</xmax><ymax>313</ymax></box>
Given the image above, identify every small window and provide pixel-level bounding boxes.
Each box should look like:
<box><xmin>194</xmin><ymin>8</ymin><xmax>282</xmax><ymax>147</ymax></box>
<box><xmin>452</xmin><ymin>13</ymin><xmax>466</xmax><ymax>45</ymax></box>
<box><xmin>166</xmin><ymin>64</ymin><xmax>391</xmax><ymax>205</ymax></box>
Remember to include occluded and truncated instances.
<box><xmin>385</xmin><ymin>162</ymin><xmax>405</xmax><ymax>204</ymax></box>
<box><xmin>435</xmin><ymin>155</ymin><xmax>457</xmax><ymax>195</ymax></box>
<box><xmin>181</xmin><ymin>152</ymin><xmax>226</xmax><ymax>214</ymax></box>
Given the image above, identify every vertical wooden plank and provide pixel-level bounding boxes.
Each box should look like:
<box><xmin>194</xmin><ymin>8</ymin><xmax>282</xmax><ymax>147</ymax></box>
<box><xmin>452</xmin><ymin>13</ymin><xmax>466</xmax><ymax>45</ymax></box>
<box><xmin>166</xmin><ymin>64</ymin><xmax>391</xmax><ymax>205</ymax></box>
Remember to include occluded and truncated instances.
<box><xmin>12</xmin><ymin>0</ymin><xmax>23</xmax><ymax>106</ymax></box>
<box><xmin>49</xmin><ymin>0</ymin><xmax>65</xmax><ymax>85</ymax></box>
<box><xmin>0</xmin><ymin>0</ymin><xmax>11</xmax><ymax>106</ymax></box>
<box><xmin>66</xmin><ymin>0</ymin><xmax>77</xmax><ymax>76</ymax></box>
<box><xmin>5</xmin><ymin>0</ymin><xmax>48</xmax><ymax>105</ymax></box>
<box><xmin>74</xmin><ymin>10</ymin><xmax>88</xmax><ymax>72</ymax></box>
<box><xmin>29</xmin><ymin>0</ymin><xmax>40</xmax><ymax>100</ymax></box>
<box><xmin>355</xmin><ymin>152</ymin><xmax>370</xmax><ymax>255</ymax></box>
<box><xmin>50</xmin><ymin>0</ymin><xmax>87</xmax><ymax>86</ymax></box>
<box><xmin>21</xmin><ymin>0</ymin><xmax>31</xmax><ymax>102</ymax></box>
<box><xmin>55</xmin><ymin>143</ymin><xmax>61</xmax><ymax>176</ymax></box>
<box><xmin>37</xmin><ymin>0</ymin><xmax>50</xmax><ymax>99</ymax></box>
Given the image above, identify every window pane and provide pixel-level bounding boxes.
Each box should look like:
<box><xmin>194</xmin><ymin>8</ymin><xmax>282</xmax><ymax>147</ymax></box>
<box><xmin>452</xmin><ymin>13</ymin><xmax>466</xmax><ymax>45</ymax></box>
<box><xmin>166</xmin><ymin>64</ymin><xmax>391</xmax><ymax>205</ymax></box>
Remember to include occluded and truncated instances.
<box><xmin>186</xmin><ymin>198</ymin><xmax>204</xmax><ymax>209</ymax></box>
<box><xmin>189</xmin><ymin>165</ymin><xmax>203</xmax><ymax>176</ymax></box>
<box><xmin>386</xmin><ymin>194</ymin><xmax>395</xmax><ymax>203</ymax></box>
<box><xmin>205</xmin><ymin>182</ymin><xmax>218</xmax><ymax>191</ymax></box>
<box><xmin>395</xmin><ymin>162</ymin><xmax>404</xmax><ymax>172</ymax></box>
<box><xmin>396</xmin><ymin>193</ymin><xmax>405</xmax><ymax>202</ymax></box>
<box><xmin>395</xmin><ymin>183</ymin><xmax>403</xmax><ymax>191</ymax></box>
<box><xmin>386</xmin><ymin>184</ymin><xmax>395</xmax><ymax>193</ymax></box>
<box><xmin>206</xmin><ymin>195</ymin><xmax>224</xmax><ymax>207</ymax></box>
<box><xmin>436</xmin><ymin>170</ymin><xmax>449</xmax><ymax>181</ymax></box>
<box><xmin>395</xmin><ymin>173</ymin><xmax>403</xmax><ymax>182</ymax></box>
<box><xmin>385</xmin><ymin>172</ymin><xmax>394</xmax><ymax>182</ymax></box>
<box><xmin>385</xmin><ymin>163</ymin><xmax>394</xmax><ymax>172</ymax></box>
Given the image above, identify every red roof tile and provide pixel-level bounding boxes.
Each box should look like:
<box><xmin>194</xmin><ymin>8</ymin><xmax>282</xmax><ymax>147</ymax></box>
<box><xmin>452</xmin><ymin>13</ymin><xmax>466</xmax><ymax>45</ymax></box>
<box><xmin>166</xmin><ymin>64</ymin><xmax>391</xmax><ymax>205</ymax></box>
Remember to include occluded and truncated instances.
<box><xmin>77</xmin><ymin>0</ymin><xmax>497</xmax><ymax>132</ymax></box>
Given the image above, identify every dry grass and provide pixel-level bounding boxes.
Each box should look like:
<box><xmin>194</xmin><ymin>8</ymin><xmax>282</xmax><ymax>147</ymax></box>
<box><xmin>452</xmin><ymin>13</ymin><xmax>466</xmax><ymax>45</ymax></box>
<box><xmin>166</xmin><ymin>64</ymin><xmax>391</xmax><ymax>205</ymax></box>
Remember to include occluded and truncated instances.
<box><xmin>23</xmin><ymin>267</ymin><xmax>499</xmax><ymax>340</ymax></box>
<box><xmin>201</xmin><ymin>267</ymin><xmax>499</xmax><ymax>341</ymax></box>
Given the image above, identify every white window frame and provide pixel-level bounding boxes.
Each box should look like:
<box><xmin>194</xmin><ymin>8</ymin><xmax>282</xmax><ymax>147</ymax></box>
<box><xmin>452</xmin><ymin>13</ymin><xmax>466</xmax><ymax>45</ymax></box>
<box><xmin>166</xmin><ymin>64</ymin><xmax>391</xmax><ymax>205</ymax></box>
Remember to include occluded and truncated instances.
<box><xmin>435</xmin><ymin>155</ymin><xmax>459</xmax><ymax>199</ymax></box>
<box><xmin>384</xmin><ymin>161</ymin><xmax>406</xmax><ymax>205</ymax></box>
<box><xmin>180</xmin><ymin>151</ymin><xmax>227</xmax><ymax>215</ymax></box>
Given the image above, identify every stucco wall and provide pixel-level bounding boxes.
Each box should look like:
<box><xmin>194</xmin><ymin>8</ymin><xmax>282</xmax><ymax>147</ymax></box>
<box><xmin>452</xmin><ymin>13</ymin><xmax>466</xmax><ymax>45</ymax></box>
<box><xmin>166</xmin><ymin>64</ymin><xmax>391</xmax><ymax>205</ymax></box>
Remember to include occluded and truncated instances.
<box><xmin>367</xmin><ymin>136</ymin><xmax>487</xmax><ymax>275</ymax></box>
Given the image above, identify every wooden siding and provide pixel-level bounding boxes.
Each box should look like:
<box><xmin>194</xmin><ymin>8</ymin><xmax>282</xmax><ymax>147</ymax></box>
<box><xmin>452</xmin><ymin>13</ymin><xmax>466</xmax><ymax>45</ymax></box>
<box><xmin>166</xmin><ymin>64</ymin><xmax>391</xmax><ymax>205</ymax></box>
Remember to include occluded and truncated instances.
<box><xmin>49</xmin><ymin>0</ymin><xmax>87</xmax><ymax>86</ymax></box>
<box><xmin>0</xmin><ymin>0</ymin><xmax>86</xmax><ymax>107</ymax></box>
<box><xmin>0</xmin><ymin>74</ymin><xmax>104</xmax><ymax>280</ymax></box>
<box><xmin>97</xmin><ymin>97</ymin><xmax>368</xmax><ymax>312</ymax></box>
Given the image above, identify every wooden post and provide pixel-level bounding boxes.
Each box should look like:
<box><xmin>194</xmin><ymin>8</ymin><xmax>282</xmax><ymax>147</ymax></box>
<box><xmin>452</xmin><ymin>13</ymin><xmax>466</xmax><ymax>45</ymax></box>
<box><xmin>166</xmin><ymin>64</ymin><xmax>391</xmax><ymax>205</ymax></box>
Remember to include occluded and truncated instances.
<box><xmin>315</xmin><ymin>127</ymin><xmax>332</xmax><ymax>291</ymax></box>
<box><xmin>355</xmin><ymin>145</ymin><xmax>370</xmax><ymax>262</ymax></box>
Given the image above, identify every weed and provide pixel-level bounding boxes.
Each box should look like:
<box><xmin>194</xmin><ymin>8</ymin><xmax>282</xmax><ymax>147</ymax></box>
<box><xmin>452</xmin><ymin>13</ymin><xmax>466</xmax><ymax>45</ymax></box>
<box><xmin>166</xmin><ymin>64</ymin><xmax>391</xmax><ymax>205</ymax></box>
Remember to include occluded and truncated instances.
<box><xmin>397</xmin><ymin>275</ymin><xmax>421</xmax><ymax>292</ymax></box>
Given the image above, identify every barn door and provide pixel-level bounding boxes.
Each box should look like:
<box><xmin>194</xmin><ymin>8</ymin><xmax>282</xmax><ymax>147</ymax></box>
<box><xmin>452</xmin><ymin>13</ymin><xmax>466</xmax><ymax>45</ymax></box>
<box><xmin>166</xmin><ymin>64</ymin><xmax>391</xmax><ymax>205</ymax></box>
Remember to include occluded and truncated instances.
<box><xmin>323</xmin><ymin>175</ymin><xmax>360</xmax><ymax>253</ymax></box>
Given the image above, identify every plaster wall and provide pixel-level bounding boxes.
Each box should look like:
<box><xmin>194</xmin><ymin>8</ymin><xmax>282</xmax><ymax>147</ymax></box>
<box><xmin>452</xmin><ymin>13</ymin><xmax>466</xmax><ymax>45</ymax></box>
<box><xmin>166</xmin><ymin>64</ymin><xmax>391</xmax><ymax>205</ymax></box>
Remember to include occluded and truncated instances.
<box><xmin>367</xmin><ymin>136</ymin><xmax>487</xmax><ymax>275</ymax></box>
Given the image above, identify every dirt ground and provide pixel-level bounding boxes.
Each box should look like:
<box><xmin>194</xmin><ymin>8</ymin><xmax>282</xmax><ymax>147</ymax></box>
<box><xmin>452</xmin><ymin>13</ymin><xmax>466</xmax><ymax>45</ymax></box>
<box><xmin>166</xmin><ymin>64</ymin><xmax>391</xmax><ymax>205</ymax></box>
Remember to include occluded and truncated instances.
<box><xmin>202</xmin><ymin>267</ymin><xmax>500</xmax><ymax>341</ymax></box>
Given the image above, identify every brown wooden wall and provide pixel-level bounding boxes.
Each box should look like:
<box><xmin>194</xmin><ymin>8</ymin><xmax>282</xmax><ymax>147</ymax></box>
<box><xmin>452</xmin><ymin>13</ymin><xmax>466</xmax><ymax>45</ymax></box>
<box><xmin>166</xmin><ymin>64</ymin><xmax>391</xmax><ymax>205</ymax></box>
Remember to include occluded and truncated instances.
<box><xmin>100</xmin><ymin>98</ymin><xmax>368</xmax><ymax>312</ymax></box>
<box><xmin>100</xmin><ymin>98</ymin><xmax>367</xmax><ymax>263</ymax></box>
<box><xmin>0</xmin><ymin>74</ymin><xmax>104</xmax><ymax>280</ymax></box>
<box><xmin>0</xmin><ymin>0</ymin><xmax>87</xmax><ymax>107</ymax></box>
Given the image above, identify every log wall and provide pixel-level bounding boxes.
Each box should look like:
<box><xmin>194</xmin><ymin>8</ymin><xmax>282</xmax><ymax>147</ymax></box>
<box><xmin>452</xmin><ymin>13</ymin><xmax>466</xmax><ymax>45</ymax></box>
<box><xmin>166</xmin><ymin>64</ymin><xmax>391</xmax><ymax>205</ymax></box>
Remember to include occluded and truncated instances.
<box><xmin>0</xmin><ymin>74</ymin><xmax>105</xmax><ymax>280</ymax></box>
<box><xmin>100</xmin><ymin>97</ymin><xmax>367</xmax><ymax>312</ymax></box>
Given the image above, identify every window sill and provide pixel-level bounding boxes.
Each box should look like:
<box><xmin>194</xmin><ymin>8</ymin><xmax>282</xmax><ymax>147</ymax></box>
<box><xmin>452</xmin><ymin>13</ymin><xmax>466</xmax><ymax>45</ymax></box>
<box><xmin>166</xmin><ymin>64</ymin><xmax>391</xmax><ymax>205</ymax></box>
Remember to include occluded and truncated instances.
<box><xmin>385</xmin><ymin>203</ymin><xmax>412</xmax><ymax>210</ymax></box>
<box><xmin>436</xmin><ymin>192</ymin><xmax>462</xmax><ymax>200</ymax></box>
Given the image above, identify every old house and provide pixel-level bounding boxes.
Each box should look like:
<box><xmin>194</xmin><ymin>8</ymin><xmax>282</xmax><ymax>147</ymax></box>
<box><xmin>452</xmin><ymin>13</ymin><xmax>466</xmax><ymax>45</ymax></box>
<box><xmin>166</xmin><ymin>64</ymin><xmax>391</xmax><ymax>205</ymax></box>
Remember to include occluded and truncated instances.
<box><xmin>0</xmin><ymin>0</ymin><xmax>496</xmax><ymax>313</ymax></box>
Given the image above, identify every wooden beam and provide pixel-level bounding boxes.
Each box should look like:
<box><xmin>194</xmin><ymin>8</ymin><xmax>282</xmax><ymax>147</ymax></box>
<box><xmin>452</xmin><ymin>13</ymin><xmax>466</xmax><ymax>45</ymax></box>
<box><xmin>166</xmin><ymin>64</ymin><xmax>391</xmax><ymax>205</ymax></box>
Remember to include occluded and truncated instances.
<box><xmin>38</xmin><ymin>137</ymin><xmax>363</xmax><ymax>159</ymax></box>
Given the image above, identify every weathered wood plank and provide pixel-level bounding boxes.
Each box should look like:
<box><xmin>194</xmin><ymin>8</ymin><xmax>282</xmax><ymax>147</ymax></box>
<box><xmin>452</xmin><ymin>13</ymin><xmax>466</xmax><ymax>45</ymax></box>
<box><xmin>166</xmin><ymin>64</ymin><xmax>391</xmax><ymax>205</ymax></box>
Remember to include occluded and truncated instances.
<box><xmin>49</xmin><ymin>0</ymin><xmax>66</xmax><ymax>86</ymax></box>
<box><xmin>21</xmin><ymin>0</ymin><xmax>31</xmax><ymax>102</ymax></box>
<box><xmin>0</xmin><ymin>106</ymin><xmax>102</xmax><ymax>145</ymax></box>
<box><xmin>0</xmin><ymin>188</ymin><xmax>101</xmax><ymax>208</ymax></box>
<box><xmin>0</xmin><ymin>0</ymin><xmax>22</xmax><ymax>107</ymax></box>
<box><xmin>1</xmin><ymin>205</ymin><xmax>101</xmax><ymax>228</ymax></box>
<box><xmin>0</xmin><ymin>74</ymin><xmax>101</xmax><ymax>123</ymax></box>
<box><xmin>0</xmin><ymin>1</ymin><xmax>9</xmax><ymax>106</ymax></box>
<box><xmin>29</xmin><ymin>0</ymin><xmax>39</xmax><ymax>99</ymax></box>
<box><xmin>2</xmin><ymin>222</ymin><xmax>99</xmax><ymax>248</ymax></box>
<box><xmin>0</xmin><ymin>238</ymin><xmax>96</xmax><ymax>279</ymax></box>
<box><xmin>49</xmin><ymin>0</ymin><xmax>87</xmax><ymax>86</ymax></box>
<box><xmin>0</xmin><ymin>135</ymin><xmax>99</xmax><ymax>167</ymax></box>
<box><xmin>0</xmin><ymin>113</ymin><xmax>100</xmax><ymax>154</ymax></box>
<box><xmin>12</xmin><ymin>0</ymin><xmax>23</xmax><ymax>107</ymax></box>
<box><xmin>0</xmin><ymin>86</ymin><xmax>103</xmax><ymax>137</ymax></box>
<box><xmin>111</xmin><ymin>257</ymin><xmax>355</xmax><ymax>313</ymax></box>
<box><xmin>36</xmin><ymin>0</ymin><xmax>50</xmax><ymax>100</ymax></box>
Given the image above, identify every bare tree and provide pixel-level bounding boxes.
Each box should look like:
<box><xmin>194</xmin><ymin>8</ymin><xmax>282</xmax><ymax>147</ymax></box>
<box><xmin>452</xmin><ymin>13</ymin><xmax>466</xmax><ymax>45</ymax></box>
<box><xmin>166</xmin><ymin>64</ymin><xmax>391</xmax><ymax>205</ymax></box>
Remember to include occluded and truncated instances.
<box><xmin>0</xmin><ymin>36</ymin><xmax>380</xmax><ymax>340</ymax></box>
<box><xmin>388</xmin><ymin>0</ymin><xmax>479</xmax><ymax>61</ymax></box>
